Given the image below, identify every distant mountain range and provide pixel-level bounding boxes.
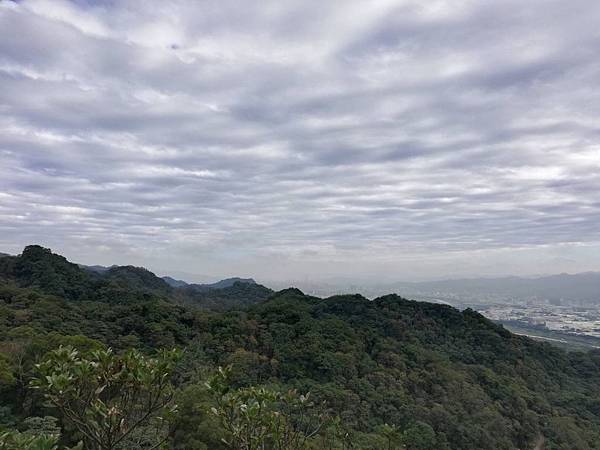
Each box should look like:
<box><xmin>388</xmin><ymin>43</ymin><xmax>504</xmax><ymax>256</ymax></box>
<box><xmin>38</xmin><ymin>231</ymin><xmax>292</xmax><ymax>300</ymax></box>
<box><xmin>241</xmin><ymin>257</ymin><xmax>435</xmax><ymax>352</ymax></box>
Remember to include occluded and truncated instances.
<box><xmin>0</xmin><ymin>246</ymin><xmax>272</xmax><ymax>311</ymax></box>
<box><xmin>393</xmin><ymin>272</ymin><xmax>600</xmax><ymax>305</ymax></box>
<box><xmin>274</xmin><ymin>272</ymin><xmax>600</xmax><ymax>306</ymax></box>
<box><xmin>4</xmin><ymin>249</ymin><xmax>599</xmax><ymax>306</ymax></box>
<box><xmin>162</xmin><ymin>276</ymin><xmax>189</xmax><ymax>288</ymax></box>
<box><xmin>78</xmin><ymin>263</ymin><xmax>257</xmax><ymax>292</ymax></box>
<box><xmin>162</xmin><ymin>275</ymin><xmax>256</xmax><ymax>291</ymax></box>
<box><xmin>78</xmin><ymin>263</ymin><xmax>115</xmax><ymax>274</ymax></box>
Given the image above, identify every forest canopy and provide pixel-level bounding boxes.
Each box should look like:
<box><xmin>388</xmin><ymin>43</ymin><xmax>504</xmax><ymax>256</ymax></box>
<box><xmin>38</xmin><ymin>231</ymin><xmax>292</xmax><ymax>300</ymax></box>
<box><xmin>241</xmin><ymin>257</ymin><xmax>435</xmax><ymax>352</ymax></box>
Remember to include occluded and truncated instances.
<box><xmin>0</xmin><ymin>246</ymin><xmax>599</xmax><ymax>449</ymax></box>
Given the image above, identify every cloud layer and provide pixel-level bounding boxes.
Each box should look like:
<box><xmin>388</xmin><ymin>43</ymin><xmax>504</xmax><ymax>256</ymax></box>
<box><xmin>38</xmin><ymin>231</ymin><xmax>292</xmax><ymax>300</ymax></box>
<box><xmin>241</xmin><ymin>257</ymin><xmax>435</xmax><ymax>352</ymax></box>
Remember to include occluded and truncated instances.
<box><xmin>1</xmin><ymin>0</ymin><xmax>600</xmax><ymax>281</ymax></box>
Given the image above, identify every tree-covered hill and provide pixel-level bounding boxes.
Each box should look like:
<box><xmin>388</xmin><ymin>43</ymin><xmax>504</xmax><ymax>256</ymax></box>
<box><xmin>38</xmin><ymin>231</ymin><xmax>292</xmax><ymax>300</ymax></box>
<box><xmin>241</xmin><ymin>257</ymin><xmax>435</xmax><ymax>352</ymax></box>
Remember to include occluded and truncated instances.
<box><xmin>175</xmin><ymin>281</ymin><xmax>273</xmax><ymax>311</ymax></box>
<box><xmin>1</xmin><ymin>245</ymin><xmax>101</xmax><ymax>301</ymax></box>
<box><xmin>1</xmin><ymin>246</ymin><xmax>600</xmax><ymax>449</ymax></box>
<box><xmin>191</xmin><ymin>289</ymin><xmax>600</xmax><ymax>449</ymax></box>
<box><xmin>0</xmin><ymin>245</ymin><xmax>272</xmax><ymax>309</ymax></box>
<box><xmin>104</xmin><ymin>265</ymin><xmax>174</xmax><ymax>294</ymax></box>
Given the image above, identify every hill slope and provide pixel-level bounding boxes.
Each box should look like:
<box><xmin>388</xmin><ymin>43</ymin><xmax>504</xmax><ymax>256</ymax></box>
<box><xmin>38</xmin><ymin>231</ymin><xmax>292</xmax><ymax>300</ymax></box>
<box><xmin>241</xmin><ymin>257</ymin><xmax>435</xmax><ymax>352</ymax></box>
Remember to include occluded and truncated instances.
<box><xmin>0</xmin><ymin>246</ymin><xmax>599</xmax><ymax>449</ymax></box>
<box><xmin>0</xmin><ymin>245</ymin><xmax>272</xmax><ymax>309</ymax></box>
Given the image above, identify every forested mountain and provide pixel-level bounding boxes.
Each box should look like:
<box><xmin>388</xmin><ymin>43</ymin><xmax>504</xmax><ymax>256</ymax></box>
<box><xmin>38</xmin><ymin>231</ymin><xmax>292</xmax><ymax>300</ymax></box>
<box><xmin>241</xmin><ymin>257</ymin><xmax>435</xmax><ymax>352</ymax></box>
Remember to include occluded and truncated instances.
<box><xmin>195</xmin><ymin>277</ymin><xmax>257</xmax><ymax>290</ymax></box>
<box><xmin>78</xmin><ymin>263</ymin><xmax>114</xmax><ymax>274</ymax></box>
<box><xmin>0</xmin><ymin>245</ymin><xmax>272</xmax><ymax>309</ymax></box>
<box><xmin>1</xmin><ymin>246</ymin><xmax>600</xmax><ymax>449</ymax></box>
<box><xmin>163</xmin><ymin>276</ymin><xmax>257</xmax><ymax>290</ymax></box>
<box><xmin>162</xmin><ymin>276</ymin><xmax>189</xmax><ymax>288</ymax></box>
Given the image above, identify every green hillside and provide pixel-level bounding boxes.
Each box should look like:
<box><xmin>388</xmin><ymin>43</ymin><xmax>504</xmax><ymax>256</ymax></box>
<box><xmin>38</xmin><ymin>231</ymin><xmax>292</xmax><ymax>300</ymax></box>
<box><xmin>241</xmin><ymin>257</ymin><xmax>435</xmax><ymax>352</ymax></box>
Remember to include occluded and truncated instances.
<box><xmin>1</xmin><ymin>246</ymin><xmax>599</xmax><ymax>449</ymax></box>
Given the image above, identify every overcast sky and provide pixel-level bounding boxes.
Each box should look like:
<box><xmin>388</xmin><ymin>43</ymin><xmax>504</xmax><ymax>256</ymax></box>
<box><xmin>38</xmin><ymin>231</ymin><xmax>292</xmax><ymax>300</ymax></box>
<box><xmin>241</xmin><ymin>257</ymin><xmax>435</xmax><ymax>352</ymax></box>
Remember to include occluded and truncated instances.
<box><xmin>1</xmin><ymin>0</ymin><xmax>600</xmax><ymax>283</ymax></box>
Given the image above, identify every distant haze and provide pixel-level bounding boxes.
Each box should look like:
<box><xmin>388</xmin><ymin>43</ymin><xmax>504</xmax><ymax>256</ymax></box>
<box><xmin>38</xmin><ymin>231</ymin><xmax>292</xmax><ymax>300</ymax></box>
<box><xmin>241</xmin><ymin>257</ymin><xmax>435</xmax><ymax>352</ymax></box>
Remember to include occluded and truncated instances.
<box><xmin>1</xmin><ymin>1</ymin><xmax>600</xmax><ymax>282</ymax></box>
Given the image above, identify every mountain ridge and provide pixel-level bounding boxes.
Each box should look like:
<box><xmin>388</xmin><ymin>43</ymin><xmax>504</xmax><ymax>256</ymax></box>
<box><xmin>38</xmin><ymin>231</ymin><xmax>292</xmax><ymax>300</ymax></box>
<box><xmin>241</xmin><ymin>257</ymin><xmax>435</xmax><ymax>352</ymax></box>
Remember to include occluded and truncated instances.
<box><xmin>28</xmin><ymin>248</ymin><xmax>600</xmax><ymax>305</ymax></box>
<box><xmin>78</xmin><ymin>262</ymin><xmax>258</xmax><ymax>294</ymax></box>
<box><xmin>1</xmin><ymin>245</ymin><xmax>272</xmax><ymax>309</ymax></box>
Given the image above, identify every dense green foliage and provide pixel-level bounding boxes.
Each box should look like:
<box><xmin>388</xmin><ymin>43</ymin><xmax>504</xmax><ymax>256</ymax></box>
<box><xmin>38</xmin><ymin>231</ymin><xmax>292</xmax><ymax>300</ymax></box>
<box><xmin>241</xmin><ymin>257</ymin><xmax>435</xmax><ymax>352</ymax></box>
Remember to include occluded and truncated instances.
<box><xmin>206</xmin><ymin>366</ymin><xmax>327</xmax><ymax>450</ymax></box>
<box><xmin>0</xmin><ymin>429</ymin><xmax>82</xmax><ymax>450</ymax></box>
<box><xmin>31</xmin><ymin>346</ymin><xmax>180</xmax><ymax>450</ymax></box>
<box><xmin>1</xmin><ymin>246</ymin><xmax>600</xmax><ymax>449</ymax></box>
<box><xmin>176</xmin><ymin>282</ymin><xmax>273</xmax><ymax>311</ymax></box>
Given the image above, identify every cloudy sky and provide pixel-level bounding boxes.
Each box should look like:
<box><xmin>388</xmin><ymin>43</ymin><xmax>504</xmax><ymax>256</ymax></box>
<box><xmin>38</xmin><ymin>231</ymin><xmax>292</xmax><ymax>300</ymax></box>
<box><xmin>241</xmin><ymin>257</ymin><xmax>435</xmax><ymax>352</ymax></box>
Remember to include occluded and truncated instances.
<box><xmin>1</xmin><ymin>0</ymin><xmax>599</xmax><ymax>283</ymax></box>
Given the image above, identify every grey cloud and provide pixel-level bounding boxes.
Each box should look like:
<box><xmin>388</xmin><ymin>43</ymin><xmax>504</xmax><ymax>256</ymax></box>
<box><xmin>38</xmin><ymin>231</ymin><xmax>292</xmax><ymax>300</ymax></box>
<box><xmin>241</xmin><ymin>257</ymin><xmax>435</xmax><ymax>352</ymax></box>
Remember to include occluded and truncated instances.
<box><xmin>1</xmin><ymin>0</ymin><xmax>600</xmax><ymax>281</ymax></box>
